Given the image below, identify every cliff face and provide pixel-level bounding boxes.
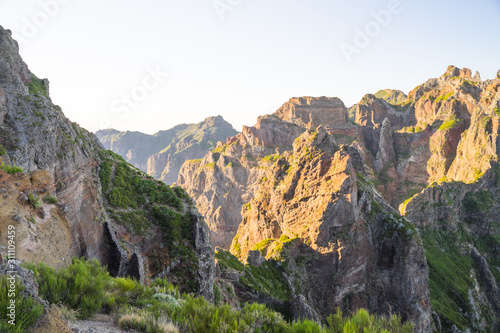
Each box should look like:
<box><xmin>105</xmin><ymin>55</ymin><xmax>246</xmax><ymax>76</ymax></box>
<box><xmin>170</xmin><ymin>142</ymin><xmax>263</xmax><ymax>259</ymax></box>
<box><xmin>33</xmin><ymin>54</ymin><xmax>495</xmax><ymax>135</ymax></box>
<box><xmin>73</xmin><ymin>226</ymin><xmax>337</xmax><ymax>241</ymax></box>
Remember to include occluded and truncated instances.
<box><xmin>177</xmin><ymin>115</ymin><xmax>306</xmax><ymax>248</ymax></box>
<box><xmin>402</xmin><ymin>168</ymin><xmax>500</xmax><ymax>332</ymax></box>
<box><xmin>229</xmin><ymin>130</ymin><xmax>431</xmax><ymax>331</ymax></box>
<box><xmin>177</xmin><ymin>66</ymin><xmax>500</xmax><ymax>331</ymax></box>
<box><xmin>0</xmin><ymin>25</ymin><xmax>214</xmax><ymax>299</ymax></box>
<box><xmin>96</xmin><ymin>116</ymin><xmax>238</xmax><ymax>185</ymax></box>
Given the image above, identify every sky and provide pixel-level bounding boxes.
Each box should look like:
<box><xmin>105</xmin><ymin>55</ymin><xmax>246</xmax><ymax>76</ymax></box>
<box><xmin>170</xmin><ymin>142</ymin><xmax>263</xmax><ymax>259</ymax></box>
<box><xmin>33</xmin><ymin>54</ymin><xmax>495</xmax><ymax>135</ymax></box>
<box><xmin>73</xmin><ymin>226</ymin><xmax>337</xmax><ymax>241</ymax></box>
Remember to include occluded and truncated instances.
<box><xmin>0</xmin><ymin>0</ymin><xmax>499</xmax><ymax>134</ymax></box>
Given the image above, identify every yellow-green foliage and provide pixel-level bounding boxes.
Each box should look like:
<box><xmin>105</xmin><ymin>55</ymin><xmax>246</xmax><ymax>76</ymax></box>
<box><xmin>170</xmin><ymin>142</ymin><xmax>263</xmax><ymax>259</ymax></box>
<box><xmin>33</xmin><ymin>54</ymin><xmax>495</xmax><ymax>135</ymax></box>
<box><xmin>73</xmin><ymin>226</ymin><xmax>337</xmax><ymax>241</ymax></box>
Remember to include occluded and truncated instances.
<box><xmin>435</xmin><ymin>92</ymin><xmax>454</xmax><ymax>102</ymax></box>
<box><xmin>215</xmin><ymin>249</ymin><xmax>245</xmax><ymax>272</ymax></box>
<box><xmin>0</xmin><ymin>162</ymin><xmax>24</xmax><ymax>174</ymax></box>
<box><xmin>0</xmin><ymin>276</ymin><xmax>44</xmax><ymax>333</ymax></box>
<box><xmin>21</xmin><ymin>257</ymin><xmax>415</xmax><ymax>332</ymax></box>
<box><xmin>262</xmin><ymin>154</ymin><xmax>280</xmax><ymax>164</ymax></box>
<box><xmin>0</xmin><ymin>144</ymin><xmax>6</xmax><ymax>155</ymax></box>
<box><xmin>267</xmin><ymin>234</ymin><xmax>297</xmax><ymax>261</ymax></box>
<box><xmin>439</xmin><ymin>118</ymin><xmax>460</xmax><ymax>131</ymax></box>
<box><xmin>26</xmin><ymin>258</ymin><xmax>110</xmax><ymax>319</ymax></box>
<box><xmin>251</xmin><ymin>238</ymin><xmax>275</xmax><ymax>256</ymax></box>
<box><xmin>28</xmin><ymin>192</ymin><xmax>42</xmax><ymax>209</ymax></box>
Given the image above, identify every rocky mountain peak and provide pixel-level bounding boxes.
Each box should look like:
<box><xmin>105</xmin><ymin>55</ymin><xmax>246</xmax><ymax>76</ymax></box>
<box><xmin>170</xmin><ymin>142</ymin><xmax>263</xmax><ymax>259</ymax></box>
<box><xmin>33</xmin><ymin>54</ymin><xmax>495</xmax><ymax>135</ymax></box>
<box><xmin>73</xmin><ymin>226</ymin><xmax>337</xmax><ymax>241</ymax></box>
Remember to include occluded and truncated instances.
<box><xmin>273</xmin><ymin>96</ymin><xmax>350</xmax><ymax>129</ymax></box>
<box><xmin>443</xmin><ymin>65</ymin><xmax>472</xmax><ymax>78</ymax></box>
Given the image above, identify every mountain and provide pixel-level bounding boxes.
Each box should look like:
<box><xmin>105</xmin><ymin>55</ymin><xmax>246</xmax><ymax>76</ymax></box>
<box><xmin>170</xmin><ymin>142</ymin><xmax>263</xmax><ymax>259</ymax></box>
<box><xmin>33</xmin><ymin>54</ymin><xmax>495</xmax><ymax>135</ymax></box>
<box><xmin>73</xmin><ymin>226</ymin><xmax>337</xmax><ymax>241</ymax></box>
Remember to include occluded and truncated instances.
<box><xmin>95</xmin><ymin>116</ymin><xmax>238</xmax><ymax>185</ymax></box>
<box><xmin>178</xmin><ymin>66</ymin><xmax>500</xmax><ymax>331</ymax></box>
<box><xmin>228</xmin><ymin>130</ymin><xmax>431</xmax><ymax>330</ymax></box>
<box><xmin>0</xmin><ymin>24</ymin><xmax>214</xmax><ymax>302</ymax></box>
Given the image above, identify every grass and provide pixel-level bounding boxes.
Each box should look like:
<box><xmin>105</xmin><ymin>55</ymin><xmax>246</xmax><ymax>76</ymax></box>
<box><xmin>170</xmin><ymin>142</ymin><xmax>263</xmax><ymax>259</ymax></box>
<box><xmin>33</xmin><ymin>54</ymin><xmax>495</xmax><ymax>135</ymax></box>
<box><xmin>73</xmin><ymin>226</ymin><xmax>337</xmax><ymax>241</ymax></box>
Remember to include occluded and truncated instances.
<box><xmin>422</xmin><ymin>229</ymin><xmax>474</xmax><ymax>331</ymax></box>
<box><xmin>0</xmin><ymin>162</ymin><xmax>24</xmax><ymax>174</ymax></box>
<box><xmin>239</xmin><ymin>261</ymin><xmax>291</xmax><ymax>301</ymax></box>
<box><xmin>438</xmin><ymin>118</ymin><xmax>461</xmax><ymax>131</ymax></box>
<box><xmin>262</xmin><ymin>154</ymin><xmax>280</xmax><ymax>164</ymax></box>
<box><xmin>462</xmin><ymin>190</ymin><xmax>493</xmax><ymax>226</ymax></box>
<box><xmin>215</xmin><ymin>249</ymin><xmax>244</xmax><ymax>272</ymax></box>
<box><xmin>435</xmin><ymin>92</ymin><xmax>454</xmax><ymax>102</ymax></box>
<box><xmin>251</xmin><ymin>238</ymin><xmax>275</xmax><ymax>256</ymax></box>
<box><xmin>0</xmin><ymin>143</ymin><xmax>6</xmax><ymax>155</ymax></box>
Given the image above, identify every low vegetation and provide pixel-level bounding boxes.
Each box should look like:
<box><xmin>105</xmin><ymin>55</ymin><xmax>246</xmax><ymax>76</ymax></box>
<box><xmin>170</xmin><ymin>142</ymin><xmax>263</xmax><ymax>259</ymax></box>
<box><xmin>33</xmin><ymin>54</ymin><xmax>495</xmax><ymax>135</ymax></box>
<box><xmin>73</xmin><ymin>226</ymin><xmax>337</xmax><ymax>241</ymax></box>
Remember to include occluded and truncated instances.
<box><xmin>28</xmin><ymin>192</ymin><xmax>42</xmax><ymax>209</ymax></box>
<box><xmin>0</xmin><ymin>162</ymin><xmax>24</xmax><ymax>174</ymax></box>
<box><xmin>0</xmin><ymin>276</ymin><xmax>44</xmax><ymax>333</ymax></box>
<box><xmin>438</xmin><ymin>118</ymin><xmax>461</xmax><ymax>131</ymax></box>
<box><xmin>99</xmin><ymin>152</ymin><xmax>197</xmax><ymax>290</ymax></box>
<box><xmin>15</xmin><ymin>258</ymin><xmax>413</xmax><ymax>332</ymax></box>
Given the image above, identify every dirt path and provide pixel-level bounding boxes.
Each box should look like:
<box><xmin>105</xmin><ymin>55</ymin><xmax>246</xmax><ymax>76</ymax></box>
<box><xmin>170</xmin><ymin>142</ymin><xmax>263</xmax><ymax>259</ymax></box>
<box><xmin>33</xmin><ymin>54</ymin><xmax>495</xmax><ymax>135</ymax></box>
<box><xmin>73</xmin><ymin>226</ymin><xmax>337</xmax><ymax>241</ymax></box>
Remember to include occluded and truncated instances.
<box><xmin>68</xmin><ymin>314</ymin><xmax>140</xmax><ymax>333</ymax></box>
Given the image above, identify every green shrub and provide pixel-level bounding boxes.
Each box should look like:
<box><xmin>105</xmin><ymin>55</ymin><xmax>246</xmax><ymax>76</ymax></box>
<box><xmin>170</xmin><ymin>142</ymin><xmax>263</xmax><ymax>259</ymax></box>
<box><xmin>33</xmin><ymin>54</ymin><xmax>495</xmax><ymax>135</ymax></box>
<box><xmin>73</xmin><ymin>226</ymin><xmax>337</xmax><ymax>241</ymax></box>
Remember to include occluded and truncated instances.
<box><xmin>0</xmin><ymin>162</ymin><xmax>23</xmax><ymax>174</ymax></box>
<box><xmin>43</xmin><ymin>195</ymin><xmax>58</xmax><ymax>204</ymax></box>
<box><xmin>27</xmin><ymin>258</ymin><xmax>111</xmax><ymax>319</ymax></box>
<box><xmin>324</xmin><ymin>308</ymin><xmax>413</xmax><ymax>333</ymax></box>
<box><xmin>21</xmin><ymin>257</ymin><xmax>416</xmax><ymax>333</ymax></box>
<box><xmin>0</xmin><ymin>144</ymin><xmax>6</xmax><ymax>155</ymax></box>
<box><xmin>26</xmin><ymin>74</ymin><xmax>48</xmax><ymax>98</ymax></box>
<box><xmin>28</xmin><ymin>192</ymin><xmax>42</xmax><ymax>209</ymax></box>
<box><xmin>0</xmin><ymin>276</ymin><xmax>44</xmax><ymax>332</ymax></box>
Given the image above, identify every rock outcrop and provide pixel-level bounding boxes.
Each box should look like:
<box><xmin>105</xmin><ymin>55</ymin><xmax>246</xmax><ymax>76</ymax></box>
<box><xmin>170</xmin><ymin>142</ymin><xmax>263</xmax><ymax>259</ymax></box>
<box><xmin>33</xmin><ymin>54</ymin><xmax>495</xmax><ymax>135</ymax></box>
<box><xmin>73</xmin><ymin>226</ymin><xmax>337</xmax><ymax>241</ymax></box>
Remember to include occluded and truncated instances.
<box><xmin>230</xmin><ymin>130</ymin><xmax>431</xmax><ymax>331</ymax></box>
<box><xmin>0</xmin><ymin>24</ymin><xmax>214</xmax><ymax>299</ymax></box>
<box><xmin>177</xmin><ymin>114</ymin><xmax>306</xmax><ymax>248</ymax></box>
<box><xmin>96</xmin><ymin>116</ymin><xmax>238</xmax><ymax>184</ymax></box>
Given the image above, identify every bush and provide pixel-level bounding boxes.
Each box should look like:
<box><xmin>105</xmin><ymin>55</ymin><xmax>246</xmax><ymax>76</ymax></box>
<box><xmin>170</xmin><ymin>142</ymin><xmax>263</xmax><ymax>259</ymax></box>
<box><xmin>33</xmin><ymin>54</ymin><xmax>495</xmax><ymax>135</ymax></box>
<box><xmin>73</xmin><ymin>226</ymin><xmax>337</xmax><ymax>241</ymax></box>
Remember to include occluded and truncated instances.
<box><xmin>0</xmin><ymin>144</ymin><xmax>6</xmax><ymax>155</ymax></box>
<box><xmin>324</xmin><ymin>308</ymin><xmax>413</xmax><ymax>333</ymax></box>
<box><xmin>22</xmin><ymin>257</ymin><xmax>416</xmax><ymax>333</ymax></box>
<box><xmin>0</xmin><ymin>162</ymin><xmax>24</xmax><ymax>174</ymax></box>
<box><xmin>28</xmin><ymin>192</ymin><xmax>42</xmax><ymax>209</ymax></box>
<box><xmin>43</xmin><ymin>195</ymin><xmax>58</xmax><ymax>204</ymax></box>
<box><xmin>0</xmin><ymin>276</ymin><xmax>44</xmax><ymax>332</ymax></box>
<box><xmin>27</xmin><ymin>258</ymin><xmax>111</xmax><ymax>319</ymax></box>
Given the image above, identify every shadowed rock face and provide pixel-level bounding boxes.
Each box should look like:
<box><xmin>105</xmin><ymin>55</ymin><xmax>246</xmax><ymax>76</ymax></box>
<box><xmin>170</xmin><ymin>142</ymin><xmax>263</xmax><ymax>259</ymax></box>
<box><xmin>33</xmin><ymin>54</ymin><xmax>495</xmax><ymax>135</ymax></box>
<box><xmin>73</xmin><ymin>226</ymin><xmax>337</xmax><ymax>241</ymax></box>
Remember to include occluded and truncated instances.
<box><xmin>0</xmin><ymin>24</ymin><xmax>214</xmax><ymax>300</ymax></box>
<box><xmin>231</xmin><ymin>130</ymin><xmax>431</xmax><ymax>331</ymax></box>
<box><xmin>96</xmin><ymin>116</ymin><xmax>238</xmax><ymax>185</ymax></box>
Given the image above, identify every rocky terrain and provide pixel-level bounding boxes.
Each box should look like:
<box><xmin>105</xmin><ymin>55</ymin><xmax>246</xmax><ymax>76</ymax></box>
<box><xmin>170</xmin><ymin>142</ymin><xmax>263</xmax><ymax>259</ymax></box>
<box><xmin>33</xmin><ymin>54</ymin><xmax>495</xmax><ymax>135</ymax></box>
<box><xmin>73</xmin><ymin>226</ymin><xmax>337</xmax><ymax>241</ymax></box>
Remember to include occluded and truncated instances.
<box><xmin>0</xmin><ymin>23</ymin><xmax>214</xmax><ymax>303</ymax></box>
<box><xmin>1</xmin><ymin>17</ymin><xmax>500</xmax><ymax>332</ymax></box>
<box><xmin>178</xmin><ymin>66</ymin><xmax>500</xmax><ymax>331</ymax></box>
<box><xmin>96</xmin><ymin>116</ymin><xmax>238</xmax><ymax>185</ymax></box>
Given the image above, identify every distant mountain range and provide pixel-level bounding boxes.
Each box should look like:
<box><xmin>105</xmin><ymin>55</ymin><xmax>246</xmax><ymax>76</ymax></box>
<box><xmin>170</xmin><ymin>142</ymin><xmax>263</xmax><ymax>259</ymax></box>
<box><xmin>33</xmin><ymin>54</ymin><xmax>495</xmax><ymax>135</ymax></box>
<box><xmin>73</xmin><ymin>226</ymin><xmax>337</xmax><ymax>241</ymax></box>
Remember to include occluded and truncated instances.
<box><xmin>95</xmin><ymin>116</ymin><xmax>238</xmax><ymax>184</ymax></box>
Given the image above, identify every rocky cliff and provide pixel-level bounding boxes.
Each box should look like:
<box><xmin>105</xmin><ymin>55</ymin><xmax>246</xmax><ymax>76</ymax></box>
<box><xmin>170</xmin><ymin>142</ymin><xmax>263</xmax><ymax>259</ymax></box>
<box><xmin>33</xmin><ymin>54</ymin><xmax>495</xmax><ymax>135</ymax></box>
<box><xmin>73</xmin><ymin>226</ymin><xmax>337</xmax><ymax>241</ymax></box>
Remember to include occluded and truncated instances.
<box><xmin>177</xmin><ymin>66</ymin><xmax>500</xmax><ymax>331</ymax></box>
<box><xmin>96</xmin><ymin>116</ymin><xmax>238</xmax><ymax>185</ymax></box>
<box><xmin>229</xmin><ymin>130</ymin><xmax>432</xmax><ymax>331</ymax></box>
<box><xmin>0</xmin><ymin>25</ymin><xmax>214</xmax><ymax>300</ymax></box>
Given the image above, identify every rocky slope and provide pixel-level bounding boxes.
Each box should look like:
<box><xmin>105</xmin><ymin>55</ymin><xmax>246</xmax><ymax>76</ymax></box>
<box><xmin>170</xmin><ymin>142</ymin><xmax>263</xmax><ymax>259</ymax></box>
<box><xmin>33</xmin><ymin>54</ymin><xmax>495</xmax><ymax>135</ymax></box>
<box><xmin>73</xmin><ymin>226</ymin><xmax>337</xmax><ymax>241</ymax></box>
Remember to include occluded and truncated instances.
<box><xmin>0</xmin><ymin>24</ymin><xmax>214</xmax><ymax>300</ymax></box>
<box><xmin>177</xmin><ymin>66</ymin><xmax>500</xmax><ymax>331</ymax></box>
<box><xmin>228</xmin><ymin>130</ymin><xmax>432</xmax><ymax>331</ymax></box>
<box><xmin>96</xmin><ymin>116</ymin><xmax>238</xmax><ymax>184</ymax></box>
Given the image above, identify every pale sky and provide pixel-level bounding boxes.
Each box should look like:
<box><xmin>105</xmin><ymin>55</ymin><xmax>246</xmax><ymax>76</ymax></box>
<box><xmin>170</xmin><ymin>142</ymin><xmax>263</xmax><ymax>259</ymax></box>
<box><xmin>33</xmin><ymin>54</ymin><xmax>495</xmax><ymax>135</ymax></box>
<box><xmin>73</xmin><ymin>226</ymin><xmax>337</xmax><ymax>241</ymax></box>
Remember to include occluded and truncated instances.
<box><xmin>0</xmin><ymin>0</ymin><xmax>499</xmax><ymax>134</ymax></box>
